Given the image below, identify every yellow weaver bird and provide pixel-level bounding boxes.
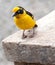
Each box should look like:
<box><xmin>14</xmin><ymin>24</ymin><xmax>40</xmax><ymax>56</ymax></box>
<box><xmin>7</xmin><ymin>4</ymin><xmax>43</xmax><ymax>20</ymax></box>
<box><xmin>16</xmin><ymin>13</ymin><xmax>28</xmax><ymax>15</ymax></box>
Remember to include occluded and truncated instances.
<box><xmin>12</xmin><ymin>6</ymin><xmax>38</xmax><ymax>38</ymax></box>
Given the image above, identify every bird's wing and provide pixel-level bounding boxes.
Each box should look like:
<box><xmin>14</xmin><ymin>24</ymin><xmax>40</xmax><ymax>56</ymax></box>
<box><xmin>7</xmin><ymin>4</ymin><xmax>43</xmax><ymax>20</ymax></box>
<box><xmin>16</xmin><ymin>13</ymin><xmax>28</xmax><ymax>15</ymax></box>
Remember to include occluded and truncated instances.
<box><xmin>26</xmin><ymin>11</ymin><xmax>34</xmax><ymax>19</ymax></box>
<box><xmin>26</xmin><ymin>11</ymin><xmax>38</xmax><ymax>28</ymax></box>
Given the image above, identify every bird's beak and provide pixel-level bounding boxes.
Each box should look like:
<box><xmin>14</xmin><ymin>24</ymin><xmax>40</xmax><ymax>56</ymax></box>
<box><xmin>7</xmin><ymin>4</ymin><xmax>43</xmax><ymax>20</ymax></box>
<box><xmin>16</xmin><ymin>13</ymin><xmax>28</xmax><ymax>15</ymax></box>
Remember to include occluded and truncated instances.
<box><xmin>12</xmin><ymin>12</ymin><xmax>18</xmax><ymax>17</ymax></box>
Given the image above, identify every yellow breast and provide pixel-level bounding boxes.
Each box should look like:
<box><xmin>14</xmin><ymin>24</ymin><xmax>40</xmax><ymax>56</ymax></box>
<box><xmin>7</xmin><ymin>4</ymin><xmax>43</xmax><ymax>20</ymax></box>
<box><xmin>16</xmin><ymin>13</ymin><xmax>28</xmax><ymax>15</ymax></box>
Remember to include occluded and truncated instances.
<box><xmin>13</xmin><ymin>15</ymin><xmax>36</xmax><ymax>30</ymax></box>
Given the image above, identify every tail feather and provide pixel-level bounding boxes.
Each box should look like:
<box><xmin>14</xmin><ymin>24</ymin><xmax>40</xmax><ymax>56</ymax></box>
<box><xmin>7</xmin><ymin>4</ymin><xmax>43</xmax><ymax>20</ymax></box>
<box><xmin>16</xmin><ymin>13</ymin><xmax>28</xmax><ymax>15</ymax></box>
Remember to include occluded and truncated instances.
<box><xmin>34</xmin><ymin>24</ymin><xmax>38</xmax><ymax>28</ymax></box>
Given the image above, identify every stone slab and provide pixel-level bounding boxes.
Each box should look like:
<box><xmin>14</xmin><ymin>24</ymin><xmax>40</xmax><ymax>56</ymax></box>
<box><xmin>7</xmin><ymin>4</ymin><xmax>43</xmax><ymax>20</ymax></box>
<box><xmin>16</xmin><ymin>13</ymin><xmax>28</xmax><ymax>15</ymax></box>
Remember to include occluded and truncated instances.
<box><xmin>2</xmin><ymin>10</ymin><xmax>55</xmax><ymax>64</ymax></box>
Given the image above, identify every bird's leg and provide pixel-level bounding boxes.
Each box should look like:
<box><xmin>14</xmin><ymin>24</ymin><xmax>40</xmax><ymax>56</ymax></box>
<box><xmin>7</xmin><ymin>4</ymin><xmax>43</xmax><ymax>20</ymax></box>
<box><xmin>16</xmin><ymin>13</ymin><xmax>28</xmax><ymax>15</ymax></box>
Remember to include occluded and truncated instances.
<box><xmin>32</xmin><ymin>27</ymin><xmax>35</xmax><ymax>37</ymax></box>
<box><xmin>29</xmin><ymin>28</ymin><xmax>35</xmax><ymax>38</ymax></box>
<box><xmin>22</xmin><ymin>30</ymin><xmax>27</xmax><ymax>39</ymax></box>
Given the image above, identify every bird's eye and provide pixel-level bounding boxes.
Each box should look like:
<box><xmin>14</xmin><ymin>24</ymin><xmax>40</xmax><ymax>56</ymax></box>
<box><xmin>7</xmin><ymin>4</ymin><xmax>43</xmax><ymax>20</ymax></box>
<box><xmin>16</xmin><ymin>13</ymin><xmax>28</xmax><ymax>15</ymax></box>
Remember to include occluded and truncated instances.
<box><xmin>17</xmin><ymin>9</ymin><xmax>23</xmax><ymax>14</ymax></box>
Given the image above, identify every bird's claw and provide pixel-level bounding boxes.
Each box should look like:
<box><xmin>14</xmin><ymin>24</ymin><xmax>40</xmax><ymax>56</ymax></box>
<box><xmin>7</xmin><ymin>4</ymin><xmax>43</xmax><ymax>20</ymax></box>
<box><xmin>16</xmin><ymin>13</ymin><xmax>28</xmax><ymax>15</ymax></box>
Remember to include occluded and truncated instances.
<box><xmin>22</xmin><ymin>35</ymin><xmax>27</xmax><ymax>39</ymax></box>
<box><xmin>29</xmin><ymin>34</ymin><xmax>34</xmax><ymax>38</ymax></box>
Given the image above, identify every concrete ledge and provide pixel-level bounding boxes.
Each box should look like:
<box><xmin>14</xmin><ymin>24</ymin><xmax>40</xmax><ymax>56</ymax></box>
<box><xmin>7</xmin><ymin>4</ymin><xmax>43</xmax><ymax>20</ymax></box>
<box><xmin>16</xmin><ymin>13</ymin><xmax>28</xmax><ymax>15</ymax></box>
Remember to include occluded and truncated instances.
<box><xmin>2</xmin><ymin>10</ymin><xmax>55</xmax><ymax>64</ymax></box>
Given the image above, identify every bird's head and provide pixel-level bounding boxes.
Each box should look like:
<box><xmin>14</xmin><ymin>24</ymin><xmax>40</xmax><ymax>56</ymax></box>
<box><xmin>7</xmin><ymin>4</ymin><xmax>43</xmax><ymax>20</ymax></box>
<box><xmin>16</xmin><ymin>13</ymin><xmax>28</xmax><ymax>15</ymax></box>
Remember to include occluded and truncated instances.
<box><xmin>12</xmin><ymin>6</ymin><xmax>25</xmax><ymax>17</ymax></box>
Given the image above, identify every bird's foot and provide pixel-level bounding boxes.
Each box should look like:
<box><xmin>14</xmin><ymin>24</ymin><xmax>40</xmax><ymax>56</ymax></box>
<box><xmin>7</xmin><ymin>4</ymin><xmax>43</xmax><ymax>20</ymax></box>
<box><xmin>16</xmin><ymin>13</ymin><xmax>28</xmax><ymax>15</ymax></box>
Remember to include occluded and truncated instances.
<box><xmin>22</xmin><ymin>35</ymin><xmax>27</xmax><ymax>39</ymax></box>
<box><xmin>29</xmin><ymin>34</ymin><xmax>34</xmax><ymax>38</ymax></box>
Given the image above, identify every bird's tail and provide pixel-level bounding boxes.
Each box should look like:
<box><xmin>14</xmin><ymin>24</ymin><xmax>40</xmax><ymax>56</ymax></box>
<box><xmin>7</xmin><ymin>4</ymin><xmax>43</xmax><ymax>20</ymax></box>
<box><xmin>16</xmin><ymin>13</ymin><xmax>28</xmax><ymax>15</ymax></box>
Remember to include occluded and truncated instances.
<box><xmin>34</xmin><ymin>24</ymin><xmax>38</xmax><ymax>28</ymax></box>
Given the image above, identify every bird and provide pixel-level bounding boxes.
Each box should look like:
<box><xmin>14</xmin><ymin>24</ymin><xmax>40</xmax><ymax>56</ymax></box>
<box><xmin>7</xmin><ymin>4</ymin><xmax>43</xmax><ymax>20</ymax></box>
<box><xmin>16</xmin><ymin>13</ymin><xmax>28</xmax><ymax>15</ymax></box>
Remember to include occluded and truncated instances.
<box><xmin>12</xmin><ymin>6</ymin><xmax>38</xmax><ymax>39</ymax></box>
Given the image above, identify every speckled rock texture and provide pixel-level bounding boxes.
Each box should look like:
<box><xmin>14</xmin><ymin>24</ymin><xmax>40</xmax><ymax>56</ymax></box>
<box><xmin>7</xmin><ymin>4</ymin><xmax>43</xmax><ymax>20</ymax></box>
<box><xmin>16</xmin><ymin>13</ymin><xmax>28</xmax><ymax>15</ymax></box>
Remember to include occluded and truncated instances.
<box><xmin>2</xmin><ymin>11</ymin><xmax>55</xmax><ymax>64</ymax></box>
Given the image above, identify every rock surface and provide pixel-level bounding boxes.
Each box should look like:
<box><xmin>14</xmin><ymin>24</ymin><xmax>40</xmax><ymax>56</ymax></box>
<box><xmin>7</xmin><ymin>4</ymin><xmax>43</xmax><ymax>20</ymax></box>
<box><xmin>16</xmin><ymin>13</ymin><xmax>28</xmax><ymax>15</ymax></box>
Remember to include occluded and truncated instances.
<box><xmin>2</xmin><ymin>10</ymin><xmax>55</xmax><ymax>64</ymax></box>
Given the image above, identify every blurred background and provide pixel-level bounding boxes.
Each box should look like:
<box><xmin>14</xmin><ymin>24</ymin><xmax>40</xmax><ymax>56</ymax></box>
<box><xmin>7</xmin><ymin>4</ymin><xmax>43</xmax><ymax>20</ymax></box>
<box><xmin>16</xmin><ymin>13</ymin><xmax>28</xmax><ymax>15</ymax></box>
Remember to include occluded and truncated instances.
<box><xmin>0</xmin><ymin>0</ymin><xmax>55</xmax><ymax>65</ymax></box>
